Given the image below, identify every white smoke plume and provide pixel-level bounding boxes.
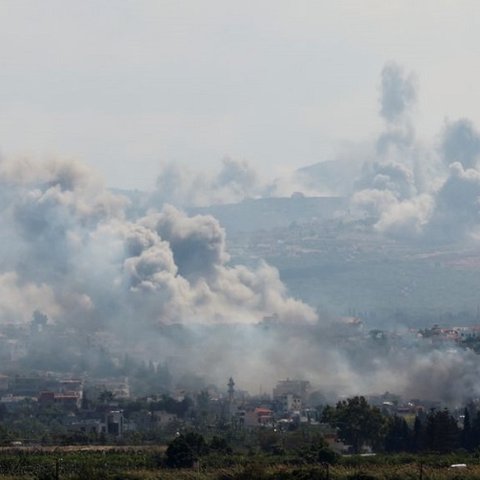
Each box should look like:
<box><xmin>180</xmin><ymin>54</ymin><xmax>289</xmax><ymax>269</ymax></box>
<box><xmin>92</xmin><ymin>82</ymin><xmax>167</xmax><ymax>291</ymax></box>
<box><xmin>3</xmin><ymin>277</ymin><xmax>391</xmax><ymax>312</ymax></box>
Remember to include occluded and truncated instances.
<box><xmin>1</xmin><ymin>62</ymin><xmax>480</xmax><ymax>404</ymax></box>
<box><xmin>124</xmin><ymin>206</ymin><xmax>317</xmax><ymax>325</ymax></box>
<box><xmin>441</xmin><ymin>118</ymin><xmax>480</xmax><ymax>169</ymax></box>
<box><xmin>380</xmin><ymin>62</ymin><xmax>416</xmax><ymax>124</ymax></box>
<box><xmin>151</xmin><ymin>157</ymin><xmax>266</xmax><ymax>208</ymax></box>
<box><xmin>126</xmin><ymin>63</ymin><xmax>480</xmax><ymax>246</ymax></box>
<box><xmin>350</xmin><ymin>62</ymin><xmax>480</xmax><ymax>243</ymax></box>
<box><xmin>150</xmin><ymin>155</ymin><xmax>345</xmax><ymax>209</ymax></box>
<box><xmin>133</xmin><ymin>63</ymin><xmax>480</xmax><ymax>400</ymax></box>
<box><xmin>0</xmin><ymin>155</ymin><xmax>315</xmax><ymax>329</ymax></box>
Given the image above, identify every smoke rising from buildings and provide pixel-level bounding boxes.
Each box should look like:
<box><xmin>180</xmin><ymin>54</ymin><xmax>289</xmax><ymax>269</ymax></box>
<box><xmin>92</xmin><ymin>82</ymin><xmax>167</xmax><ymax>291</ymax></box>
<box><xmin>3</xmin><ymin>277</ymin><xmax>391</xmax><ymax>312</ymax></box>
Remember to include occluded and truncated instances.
<box><xmin>2</xmin><ymin>62</ymin><xmax>480</xmax><ymax>405</ymax></box>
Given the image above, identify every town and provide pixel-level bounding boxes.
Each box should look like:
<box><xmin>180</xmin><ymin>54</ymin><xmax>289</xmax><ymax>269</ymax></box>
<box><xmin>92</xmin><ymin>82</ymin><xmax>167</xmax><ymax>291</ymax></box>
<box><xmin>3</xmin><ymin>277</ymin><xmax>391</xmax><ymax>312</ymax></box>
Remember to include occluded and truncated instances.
<box><xmin>0</xmin><ymin>309</ymin><xmax>479</xmax><ymax>454</ymax></box>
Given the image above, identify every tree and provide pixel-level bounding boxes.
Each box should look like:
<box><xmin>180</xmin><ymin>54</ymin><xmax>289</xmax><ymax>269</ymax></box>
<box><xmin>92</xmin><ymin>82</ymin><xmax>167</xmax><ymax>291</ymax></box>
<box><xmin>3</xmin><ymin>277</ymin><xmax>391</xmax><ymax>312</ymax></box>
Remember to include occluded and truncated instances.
<box><xmin>425</xmin><ymin>408</ymin><xmax>460</xmax><ymax>453</ymax></box>
<box><xmin>384</xmin><ymin>415</ymin><xmax>410</xmax><ymax>452</ymax></box>
<box><xmin>209</xmin><ymin>436</ymin><xmax>232</xmax><ymax>454</ymax></box>
<box><xmin>462</xmin><ymin>407</ymin><xmax>473</xmax><ymax>451</ymax></box>
<box><xmin>80</xmin><ymin>391</ymin><xmax>90</xmax><ymax>410</ymax></box>
<box><xmin>165</xmin><ymin>432</ymin><xmax>207</xmax><ymax>468</ymax></box>
<box><xmin>0</xmin><ymin>403</ymin><xmax>7</xmax><ymax>421</ymax></box>
<box><xmin>411</xmin><ymin>415</ymin><xmax>425</xmax><ymax>453</ymax></box>
<box><xmin>98</xmin><ymin>390</ymin><xmax>114</xmax><ymax>404</ymax></box>
<box><xmin>298</xmin><ymin>438</ymin><xmax>338</xmax><ymax>464</ymax></box>
<box><xmin>470</xmin><ymin>409</ymin><xmax>480</xmax><ymax>450</ymax></box>
<box><xmin>323</xmin><ymin>396</ymin><xmax>386</xmax><ymax>453</ymax></box>
<box><xmin>156</xmin><ymin>362</ymin><xmax>172</xmax><ymax>389</ymax></box>
<box><xmin>195</xmin><ymin>390</ymin><xmax>210</xmax><ymax>426</ymax></box>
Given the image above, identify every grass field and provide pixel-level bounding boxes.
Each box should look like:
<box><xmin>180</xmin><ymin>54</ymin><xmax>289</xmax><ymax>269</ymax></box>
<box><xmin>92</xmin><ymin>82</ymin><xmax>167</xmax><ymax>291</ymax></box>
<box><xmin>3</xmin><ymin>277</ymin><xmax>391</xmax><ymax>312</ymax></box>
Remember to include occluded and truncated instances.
<box><xmin>0</xmin><ymin>448</ymin><xmax>480</xmax><ymax>479</ymax></box>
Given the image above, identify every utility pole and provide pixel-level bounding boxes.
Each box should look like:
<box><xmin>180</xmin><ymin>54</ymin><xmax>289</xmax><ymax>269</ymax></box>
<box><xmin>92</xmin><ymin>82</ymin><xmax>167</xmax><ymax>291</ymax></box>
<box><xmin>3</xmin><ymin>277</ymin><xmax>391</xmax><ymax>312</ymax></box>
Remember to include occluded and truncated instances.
<box><xmin>55</xmin><ymin>458</ymin><xmax>60</xmax><ymax>480</ymax></box>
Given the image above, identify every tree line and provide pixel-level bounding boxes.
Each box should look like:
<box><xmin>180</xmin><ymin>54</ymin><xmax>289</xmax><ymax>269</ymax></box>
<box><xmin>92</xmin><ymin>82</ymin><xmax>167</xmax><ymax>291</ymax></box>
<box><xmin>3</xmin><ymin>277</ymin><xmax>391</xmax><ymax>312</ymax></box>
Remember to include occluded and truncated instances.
<box><xmin>322</xmin><ymin>395</ymin><xmax>480</xmax><ymax>454</ymax></box>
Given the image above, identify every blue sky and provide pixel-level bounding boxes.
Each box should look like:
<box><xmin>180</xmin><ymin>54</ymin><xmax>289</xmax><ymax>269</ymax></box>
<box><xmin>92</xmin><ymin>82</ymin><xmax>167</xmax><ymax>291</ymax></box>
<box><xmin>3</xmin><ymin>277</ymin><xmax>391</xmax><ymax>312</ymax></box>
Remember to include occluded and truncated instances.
<box><xmin>0</xmin><ymin>0</ymin><xmax>479</xmax><ymax>189</ymax></box>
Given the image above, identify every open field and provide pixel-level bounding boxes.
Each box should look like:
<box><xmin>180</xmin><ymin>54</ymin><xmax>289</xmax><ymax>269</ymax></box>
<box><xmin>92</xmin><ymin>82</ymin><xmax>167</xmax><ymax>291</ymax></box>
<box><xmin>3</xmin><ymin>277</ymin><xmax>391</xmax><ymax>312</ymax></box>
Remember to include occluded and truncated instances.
<box><xmin>0</xmin><ymin>445</ymin><xmax>167</xmax><ymax>453</ymax></box>
<box><xmin>1</xmin><ymin>450</ymin><xmax>480</xmax><ymax>479</ymax></box>
<box><xmin>3</xmin><ymin>464</ymin><xmax>480</xmax><ymax>480</ymax></box>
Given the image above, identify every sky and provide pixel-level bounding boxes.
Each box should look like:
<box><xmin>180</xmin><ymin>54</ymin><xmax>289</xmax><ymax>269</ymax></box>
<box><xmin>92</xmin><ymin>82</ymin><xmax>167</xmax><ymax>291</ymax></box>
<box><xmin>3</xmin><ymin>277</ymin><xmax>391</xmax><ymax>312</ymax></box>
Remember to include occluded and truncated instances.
<box><xmin>0</xmin><ymin>1</ymin><xmax>479</xmax><ymax>190</ymax></box>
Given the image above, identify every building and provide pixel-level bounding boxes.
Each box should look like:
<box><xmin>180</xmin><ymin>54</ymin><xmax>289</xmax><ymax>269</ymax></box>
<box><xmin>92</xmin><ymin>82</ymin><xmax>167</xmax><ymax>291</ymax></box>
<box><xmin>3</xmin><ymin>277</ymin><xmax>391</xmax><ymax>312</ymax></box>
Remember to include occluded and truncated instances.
<box><xmin>244</xmin><ymin>407</ymin><xmax>273</xmax><ymax>427</ymax></box>
<box><xmin>67</xmin><ymin>418</ymin><xmax>105</xmax><ymax>436</ymax></box>
<box><xmin>273</xmin><ymin>379</ymin><xmax>311</xmax><ymax>405</ymax></box>
<box><xmin>0</xmin><ymin>374</ymin><xmax>9</xmax><ymax>392</ymax></box>
<box><xmin>106</xmin><ymin>410</ymin><xmax>124</xmax><ymax>437</ymax></box>
<box><xmin>38</xmin><ymin>391</ymin><xmax>82</xmax><ymax>409</ymax></box>
<box><xmin>280</xmin><ymin>393</ymin><xmax>303</xmax><ymax>412</ymax></box>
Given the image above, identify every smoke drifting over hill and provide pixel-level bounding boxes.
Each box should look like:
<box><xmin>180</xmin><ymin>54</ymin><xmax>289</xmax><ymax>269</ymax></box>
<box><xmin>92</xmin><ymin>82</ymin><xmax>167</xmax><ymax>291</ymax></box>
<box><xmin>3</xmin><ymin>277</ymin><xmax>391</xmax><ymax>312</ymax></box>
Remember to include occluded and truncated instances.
<box><xmin>345</xmin><ymin>63</ymin><xmax>480</xmax><ymax>243</ymax></box>
<box><xmin>152</xmin><ymin>157</ymin><xmax>265</xmax><ymax>208</ymax></box>
<box><xmin>0</xmin><ymin>155</ymin><xmax>474</xmax><ymax>406</ymax></box>
<box><xmin>150</xmin><ymin>156</ymin><xmax>335</xmax><ymax>208</ymax></box>
<box><xmin>0</xmin><ymin>156</ymin><xmax>316</xmax><ymax>328</ymax></box>
<box><xmin>2</xmin><ymin>63</ymin><xmax>480</xmax><ymax>405</ymax></box>
<box><xmin>145</xmin><ymin>62</ymin><xmax>480</xmax><ymax>246</ymax></box>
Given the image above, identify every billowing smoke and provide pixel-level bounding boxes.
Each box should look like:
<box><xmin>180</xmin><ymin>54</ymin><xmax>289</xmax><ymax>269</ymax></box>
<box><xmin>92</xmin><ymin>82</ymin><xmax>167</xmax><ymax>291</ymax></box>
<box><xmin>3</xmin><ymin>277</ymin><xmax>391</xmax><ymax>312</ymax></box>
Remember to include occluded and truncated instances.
<box><xmin>150</xmin><ymin>155</ymin><xmax>346</xmax><ymax>209</ymax></box>
<box><xmin>441</xmin><ymin>118</ymin><xmax>480</xmax><ymax>169</ymax></box>
<box><xmin>0</xmin><ymin>154</ymin><xmax>332</xmax><ymax>398</ymax></box>
<box><xmin>350</xmin><ymin>63</ymin><xmax>480</xmax><ymax>243</ymax></box>
<box><xmin>1</xmin><ymin>153</ymin><xmax>473</xmax><ymax>405</ymax></box>
<box><xmin>352</xmin><ymin>63</ymin><xmax>428</xmax><ymax>237</ymax></box>
<box><xmin>2</xmin><ymin>62</ymin><xmax>480</xmax><ymax>405</ymax></box>
<box><xmin>136</xmin><ymin>63</ymin><xmax>480</xmax><ymax>246</ymax></box>
<box><xmin>380</xmin><ymin>63</ymin><xmax>416</xmax><ymax>124</ymax></box>
<box><xmin>355</xmin><ymin>161</ymin><xmax>417</xmax><ymax>201</ymax></box>
<box><xmin>0</xmin><ymin>272</ymin><xmax>60</xmax><ymax>323</ymax></box>
<box><xmin>117</xmin><ymin>206</ymin><xmax>317</xmax><ymax>325</ymax></box>
<box><xmin>0</xmin><ymin>155</ymin><xmax>315</xmax><ymax>330</ymax></box>
<box><xmin>133</xmin><ymin>320</ymin><xmax>480</xmax><ymax>406</ymax></box>
<box><xmin>151</xmin><ymin>157</ymin><xmax>266</xmax><ymax>208</ymax></box>
<box><xmin>425</xmin><ymin>162</ymin><xmax>480</xmax><ymax>241</ymax></box>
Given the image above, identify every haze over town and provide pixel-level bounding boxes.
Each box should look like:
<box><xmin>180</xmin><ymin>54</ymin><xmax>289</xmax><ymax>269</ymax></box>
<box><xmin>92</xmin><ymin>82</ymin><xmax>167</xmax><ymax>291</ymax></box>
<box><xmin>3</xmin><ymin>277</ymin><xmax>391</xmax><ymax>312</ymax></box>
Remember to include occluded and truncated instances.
<box><xmin>1</xmin><ymin>2</ymin><xmax>480</xmax><ymax>456</ymax></box>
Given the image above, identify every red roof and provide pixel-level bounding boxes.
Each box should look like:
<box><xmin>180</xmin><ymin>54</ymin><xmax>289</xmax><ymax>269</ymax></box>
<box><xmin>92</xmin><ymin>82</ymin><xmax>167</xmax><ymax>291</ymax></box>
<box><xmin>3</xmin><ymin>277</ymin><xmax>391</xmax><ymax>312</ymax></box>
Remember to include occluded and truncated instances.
<box><xmin>255</xmin><ymin>408</ymin><xmax>272</xmax><ymax>415</ymax></box>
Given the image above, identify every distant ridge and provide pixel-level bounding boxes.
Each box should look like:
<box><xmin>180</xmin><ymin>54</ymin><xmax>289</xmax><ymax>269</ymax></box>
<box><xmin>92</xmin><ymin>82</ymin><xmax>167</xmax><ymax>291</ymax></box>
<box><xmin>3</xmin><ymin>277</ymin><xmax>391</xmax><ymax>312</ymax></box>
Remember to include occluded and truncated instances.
<box><xmin>295</xmin><ymin>158</ymin><xmax>364</xmax><ymax>196</ymax></box>
<box><xmin>190</xmin><ymin>196</ymin><xmax>348</xmax><ymax>233</ymax></box>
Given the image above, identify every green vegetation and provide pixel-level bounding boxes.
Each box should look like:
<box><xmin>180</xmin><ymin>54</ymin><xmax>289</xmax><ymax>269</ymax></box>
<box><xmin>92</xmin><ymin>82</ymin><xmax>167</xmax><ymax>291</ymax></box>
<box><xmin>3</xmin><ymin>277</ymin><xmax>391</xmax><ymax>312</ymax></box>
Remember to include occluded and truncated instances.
<box><xmin>2</xmin><ymin>396</ymin><xmax>480</xmax><ymax>478</ymax></box>
<box><xmin>322</xmin><ymin>396</ymin><xmax>386</xmax><ymax>453</ymax></box>
<box><xmin>0</xmin><ymin>449</ymin><xmax>480</xmax><ymax>479</ymax></box>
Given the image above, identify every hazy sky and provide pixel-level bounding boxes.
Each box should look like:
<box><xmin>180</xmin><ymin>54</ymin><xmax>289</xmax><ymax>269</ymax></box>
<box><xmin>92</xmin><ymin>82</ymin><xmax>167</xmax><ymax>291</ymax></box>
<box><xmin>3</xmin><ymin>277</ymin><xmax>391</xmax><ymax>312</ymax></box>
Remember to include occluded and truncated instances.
<box><xmin>0</xmin><ymin>1</ymin><xmax>479</xmax><ymax>189</ymax></box>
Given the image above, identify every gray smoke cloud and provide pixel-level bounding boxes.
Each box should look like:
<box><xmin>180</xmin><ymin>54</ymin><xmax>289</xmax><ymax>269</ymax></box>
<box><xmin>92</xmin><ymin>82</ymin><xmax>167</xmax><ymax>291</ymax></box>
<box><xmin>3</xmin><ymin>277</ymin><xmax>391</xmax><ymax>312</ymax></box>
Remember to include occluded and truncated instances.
<box><xmin>126</xmin><ymin>206</ymin><xmax>317</xmax><ymax>325</ymax></box>
<box><xmin>441</xmin><ymin>118</ymin><xmax>480</xmax><ymax>169</ymax></box>
<box><xmin>130</xmin><ymin>62</ymin><xmax>480</xmax><ymax>402</ymax></box>
<box><xmin>11</xmin><ymin>65</ymin><xmax>480</xmax><ymax>249</ymax></box>
<box><xmin>151</xmin><ymin>157</ymin><xmax>266</xmax><ymax>208</ymax></box>
<box><xmin>129</xmin><ymin>64</ymin><xmax>480</xmax><ymax>402</ymax></box>
<box><xmin>134</xmin><ymin>320</ymin><xmax>480</xmax><ymax>406</ymax></box>
<box><xmin>350</xmin><ymin>63</ymin><xmax>480</xmax><ymax>243</ymax></box>
<box><xmin>380</xmin><ymin>62</ymin><xmax>416</xmax><ymax>124</ymax></box>
<box><xmin>142</xmin><ymin>206</ymin><xmax>229</xmax><ymax>279</ymax></box>
<box><xmin>425</xmin><ymin>162</ymin><xmax>480</xmax><ymax>241</ymax></box>
<box><xmin>0</xmin><ymin>155</ymin><xmax>316</xmax><ymax>330</ymax></box>
<box><xmin>351</xmin><ymin>63</ymin><xmax>430</xmax><ymax>237</ymax></box>
<box><xmin>2</xmin><ymin>62</ymin><xmax>480</xmax><ymax>404</ymax></box>
<box><xmin>355</xmin><ymin>161</ymin><xmax>416</xmax><ymax>200</ymax></box>
<box><xmin>150</xmin><ymin>155</ymin><xmax>349</xmax><ymax>209</ymax></box>
<box><xmin>0</xmin><ymin>153</ymin><xmax>471</xmax><ymax>404</ymax></box>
